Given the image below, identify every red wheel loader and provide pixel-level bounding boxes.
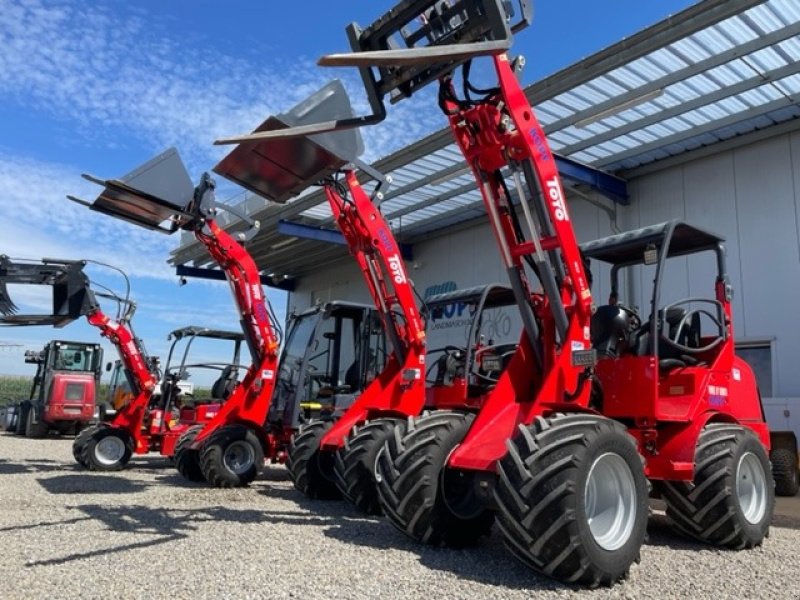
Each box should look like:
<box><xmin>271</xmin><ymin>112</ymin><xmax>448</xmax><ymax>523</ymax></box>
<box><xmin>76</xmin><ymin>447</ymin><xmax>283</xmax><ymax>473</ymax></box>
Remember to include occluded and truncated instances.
<box><xmin>70</xmin><ymin>150</ymin><xmax>284</xmax><ymax>487</ymax></box>
<box><xmin>2</xmin><ymin>339</ymin><xmax>102</xmax><ymax>438</ymax></box>
<box><xmin>237</xmin><ymin>0</ymin><xmax>774</xmax><ymax>586</ymax></box>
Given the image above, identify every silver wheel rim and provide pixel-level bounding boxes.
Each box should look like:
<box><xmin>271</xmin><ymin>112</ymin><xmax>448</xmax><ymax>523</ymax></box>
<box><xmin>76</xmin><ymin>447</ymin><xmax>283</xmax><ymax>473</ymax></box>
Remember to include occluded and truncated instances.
<box><xmin>95</xmin><ymin>435</ymin><xmax>125</xmax><ymax>465</ymax></box>
<box><xmin>223</xmin><ymin>440</ymin><xmax>255</xmax><ymax>475</ymax></box>
<box><xmin>584</xmin><ymin>452</ymin><xmax>638</xmax><ymax>551</ymax></box>
<box><xmin>737</xmin><ymin>451</ymin><xmax>767</xmax><ymax>524</ymax></box>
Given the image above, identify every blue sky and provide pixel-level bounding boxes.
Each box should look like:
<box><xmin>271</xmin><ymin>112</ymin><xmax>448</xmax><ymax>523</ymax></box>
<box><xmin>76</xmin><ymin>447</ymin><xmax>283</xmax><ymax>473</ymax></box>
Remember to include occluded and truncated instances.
<box><xmin>0</xmin><ymin>0</ymin><xmax>697</xmax><ymax>379</ymax></box>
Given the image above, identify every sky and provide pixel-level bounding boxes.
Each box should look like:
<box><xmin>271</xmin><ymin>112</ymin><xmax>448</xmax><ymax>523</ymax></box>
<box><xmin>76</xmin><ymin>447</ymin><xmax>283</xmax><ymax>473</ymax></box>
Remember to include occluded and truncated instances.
<box><xmin>0</xmin><ymin>0</ymin><xmax>698</xmax><ymax>380</ymax></box>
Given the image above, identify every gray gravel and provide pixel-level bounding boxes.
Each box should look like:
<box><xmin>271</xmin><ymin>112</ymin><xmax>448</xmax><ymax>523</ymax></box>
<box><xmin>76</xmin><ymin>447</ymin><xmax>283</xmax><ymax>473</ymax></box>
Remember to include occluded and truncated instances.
<box><xmin>0</xmin><ymin>434</ymin><xmax>798</xmax><ymax>599</ymax></box>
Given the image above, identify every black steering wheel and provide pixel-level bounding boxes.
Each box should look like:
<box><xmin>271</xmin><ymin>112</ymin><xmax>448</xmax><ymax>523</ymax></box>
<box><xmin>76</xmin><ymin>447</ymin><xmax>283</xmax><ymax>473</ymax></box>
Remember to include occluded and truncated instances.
<box><xmin>659</xmin><ymin>299</ymin><xmax>726</xmax><ymax>354</ymax></box>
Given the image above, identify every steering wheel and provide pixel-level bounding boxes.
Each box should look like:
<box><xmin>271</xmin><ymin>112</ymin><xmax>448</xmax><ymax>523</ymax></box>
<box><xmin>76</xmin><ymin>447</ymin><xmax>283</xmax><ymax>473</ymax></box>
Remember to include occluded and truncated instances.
<box><xmin>659</xmin><ymin>300</ymin><xmax>726</xmax><ymax>354</ymax></box>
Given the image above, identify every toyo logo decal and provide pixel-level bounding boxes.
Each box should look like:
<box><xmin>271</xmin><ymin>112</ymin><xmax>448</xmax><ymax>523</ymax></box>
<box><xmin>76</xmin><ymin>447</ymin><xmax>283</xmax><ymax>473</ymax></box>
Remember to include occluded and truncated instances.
<box><xmin>529</xmin><ymin>128</ymin><xmax>552</xmax><ymax>163</ymax></box>
<box><xmin>377</xmin><ymin>227</ymin><xmax>395</xmax><ymax>253</ymax></box>
<box><xmin>254</xmin><ymin>302</ymin><xmax>268</xmax><ymax>323</ymax></box>
<box><xmin>387</xmin><ymin>254</ymin><xmax>407</xmax><ymax>285</ymax></box>
<box><xmin>546</xmin><ymin>177</ymin><xmax>568</xmax><ymax>221</ymax></box>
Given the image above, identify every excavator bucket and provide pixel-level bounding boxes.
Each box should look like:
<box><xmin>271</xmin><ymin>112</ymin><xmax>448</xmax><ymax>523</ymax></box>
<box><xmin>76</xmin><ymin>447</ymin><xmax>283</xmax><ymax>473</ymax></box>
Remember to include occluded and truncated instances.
<box><xmin>214</xmin><ymin>79</ymin><xmax>364</xmax><ymax>203</ymax></box>
<box><xmin>0</xmin><ymin>257</ymin><xmax>93</xmax><ymax>327</ymax></box>
<box><xmin>67</xmin><ymin>148</ymin><xmax>196</xmax><ymax>234</ymax></box>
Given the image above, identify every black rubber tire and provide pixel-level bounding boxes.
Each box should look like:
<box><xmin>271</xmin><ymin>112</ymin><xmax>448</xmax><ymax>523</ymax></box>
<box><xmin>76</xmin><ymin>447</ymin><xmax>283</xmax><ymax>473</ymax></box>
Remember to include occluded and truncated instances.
<box><xmin>495</xmin><ymin>413</ymin><xmax>649</xmax><ymax>588</ymax></box>
<box><xmin>174</xmin><ymin>425</ymin><xmax>206</xmax><ymax>482</ymax></box>
<box><xmin>25</xmin><ymin>405</ymin><xmax>49</xmax><ymax>439</ymax></box>
<box><xmin>771</xmin><ymin>446</ymin><xmax>799</xmax><ymax>497</ymax></box>
<box><xmin>286</xmin><ymin>420</ymin><xmax>341</xmax><ymax>499</ymax></box>
<box><xmin>659</xmin><ymin>423</ymin><xmax>774</xmax><ymax>548</ymax></box>
<box><xmin>199</xmin><ymin>425</ymin><xmax>264</xmax><ymax>488</ymax></box>
<box><xmin>15</xmin><ymin>403</ymin><xmax>29</xmax><ymax>436</ymax></box>
<box><xmin>376</xmin><ymin>410</ymin><xmax>495</xmax><ymax>547</ymax></box>
<box><xmin>79</xmin><ymin>426</ymin><xmax>133</xmax><ymax>471</ymax></box>
<box><xmin>72</xmin><ymin>424</ymin><xmax>105</xmax><ymax>467</ymax></box>
<box><xmin>334</xmin><ymin>418</ymin><xmax>404</xmax><ymax>515</ymax></box>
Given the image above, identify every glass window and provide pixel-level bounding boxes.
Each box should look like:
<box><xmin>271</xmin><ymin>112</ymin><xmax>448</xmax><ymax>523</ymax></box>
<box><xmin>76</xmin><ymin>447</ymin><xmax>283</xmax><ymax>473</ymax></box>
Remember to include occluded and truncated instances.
<box><xmin>736</xmin><ymin>344</ymin><xmax>772</xmax><ymax>397</ymax></box>
<box><xmin>54</xmin><ymin>344</ymin><xmax>98</xmax><ymax>372</ymax></box>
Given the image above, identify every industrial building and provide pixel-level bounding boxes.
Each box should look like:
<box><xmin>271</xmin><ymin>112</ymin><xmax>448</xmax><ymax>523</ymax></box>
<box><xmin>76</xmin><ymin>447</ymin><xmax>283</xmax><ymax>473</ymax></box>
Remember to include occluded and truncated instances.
<box><xmin>171</xmin><ymin>0</ymin><xmax>800</xmax><ymax>429</ymax></box>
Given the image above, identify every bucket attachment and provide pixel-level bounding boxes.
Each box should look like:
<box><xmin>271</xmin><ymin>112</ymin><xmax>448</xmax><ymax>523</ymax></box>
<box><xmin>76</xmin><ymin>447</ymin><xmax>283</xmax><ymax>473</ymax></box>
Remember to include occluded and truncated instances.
<box><xmin>213</xmin><ymin>79</ymin><xmax>364</xmax><ymax>203</ymax></box>
<box><xmin>0</xmin><ymin>257</ymin><xmax>94</xmax><ymax>327</ymax></box>
<box><xmin>68</xmin><ymin>148</ymin><xmax>196</xmax><ymax>234</ymax></box>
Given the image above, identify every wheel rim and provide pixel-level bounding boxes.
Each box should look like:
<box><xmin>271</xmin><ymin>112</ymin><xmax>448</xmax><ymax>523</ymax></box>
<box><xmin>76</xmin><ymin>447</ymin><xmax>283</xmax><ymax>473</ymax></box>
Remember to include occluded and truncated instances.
<box><xmin>737</xmin><ymin>451</ymin><xmax>768</xmax><ymax>524</ymax></box>
<box><xmin>584</xmin><ymin>452</ymin><xmax>638</xmax><ymax>551</ymax></box>
<box><xmin>223</xmin><ymin>440</ymin><xmax>255</xmax><ymax>475</ymax></box>
<box><xmin>95</xmin><ymin>435</ymin><xmax>126</xmax><ymax>465</ymax></box>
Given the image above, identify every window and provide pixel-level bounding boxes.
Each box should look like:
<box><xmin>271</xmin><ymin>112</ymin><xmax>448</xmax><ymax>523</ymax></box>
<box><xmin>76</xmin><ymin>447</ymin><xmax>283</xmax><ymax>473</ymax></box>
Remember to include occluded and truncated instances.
<box><xmin>736</xmin><ymin>343</ymin><xmax>772</xmax><ymax>397</ymax></box>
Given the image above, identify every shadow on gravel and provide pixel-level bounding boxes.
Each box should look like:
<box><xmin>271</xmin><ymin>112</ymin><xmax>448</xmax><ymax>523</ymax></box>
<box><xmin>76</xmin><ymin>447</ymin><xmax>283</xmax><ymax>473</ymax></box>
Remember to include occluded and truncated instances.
<box><xmin>321</xmin><ymin>516</ymin><xmax>566</xmax><ymax>592</ymax></box>
<box><xmin>36</xmin><ymin>474</ymin><xmax>148</xmax><ymax>495</ymax></box>
<box><xmin>643</xmin><ymin>513</ymin><xmax>708</xmax><ymax>550</ymax></box>
<box><xmin>772</xmin><ymin>513</ymin><xmax>800</xmax><ymax>530</ymax></box>
<box><xmin>0</xmin><ymin>458</ymin><xmax>78</xmax><ymax>475</ymax></box>
<box><xmin>20</xmin><ymin>503</ymin><xmax>345</xmax><ymax>567</ymax></box>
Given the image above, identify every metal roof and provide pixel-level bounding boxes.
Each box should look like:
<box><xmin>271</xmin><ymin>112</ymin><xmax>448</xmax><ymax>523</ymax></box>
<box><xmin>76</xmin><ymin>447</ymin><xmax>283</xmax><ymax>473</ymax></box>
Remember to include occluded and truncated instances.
<box><xmin>171</xmin><ymin>0</ymin><xmax>800</xmax><ymax>283</ymax></box>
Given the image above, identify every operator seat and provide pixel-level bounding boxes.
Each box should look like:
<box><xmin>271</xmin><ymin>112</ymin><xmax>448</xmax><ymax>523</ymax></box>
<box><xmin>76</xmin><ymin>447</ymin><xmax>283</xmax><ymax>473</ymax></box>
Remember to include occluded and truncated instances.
<box><xmin>434</xmin><ymin>349</ymin><xmax>465</xmax><ymax>387</ymax></box>
<box><xmin>210</xmin><ymin>365</ymin><xmax>237</xmax><ymax>401</ymax></box>
<box><xmin>344</xmin><ymin>360</ymin><xmax>360</xmax><ymax>391</ymax></box>
<box><xmin>591</xmin><ymin>305</ymin><xmax>635</xmax><ymax>358</ymax></box>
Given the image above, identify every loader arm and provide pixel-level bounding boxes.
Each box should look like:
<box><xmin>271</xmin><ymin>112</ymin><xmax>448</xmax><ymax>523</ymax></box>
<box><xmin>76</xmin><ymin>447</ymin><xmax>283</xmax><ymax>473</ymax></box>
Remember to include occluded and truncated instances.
<box><xmin>317</xmin><ymin>170</ymin><xmax>427</xmax><ymax>449</ymax></box>
<box><xmin>212</xmin><ymin>80</ymin><xmax>428</xmax><ymax>451</ymax></box>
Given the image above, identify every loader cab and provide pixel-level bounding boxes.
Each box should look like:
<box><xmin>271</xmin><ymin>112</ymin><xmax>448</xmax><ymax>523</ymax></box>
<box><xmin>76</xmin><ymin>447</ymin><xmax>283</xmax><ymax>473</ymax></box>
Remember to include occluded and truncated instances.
<box><xmin>158</xmin><ymin>326</ymin><xmax>245</xmax><ymax>428</ymax></box>
<box><xmin>270</xmin><ymin>302</ymin><xmax>385</xmax><ymax>429</ymax></box>
<box><xmin>25</xmin><ymin>340</ymin><xmax>102</xmax><ymax>432</ymax></box>
<box><xmin>581</xmin><ymin>220</ymin><xmax>759</xmax><ymax>423</ymax></box>
<box><xmin>425</xmin><ymin>284</ymin><xmax>518</xmax><ymax>409</ymax></box>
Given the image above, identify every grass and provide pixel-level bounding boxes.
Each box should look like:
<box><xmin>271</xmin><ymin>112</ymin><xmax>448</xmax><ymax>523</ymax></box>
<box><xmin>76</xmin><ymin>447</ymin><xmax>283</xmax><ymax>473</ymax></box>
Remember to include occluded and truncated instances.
<box><xmin>0</xmin><ymin>375</ymin><xmax>211</xmax><ymax>406</ymax></box>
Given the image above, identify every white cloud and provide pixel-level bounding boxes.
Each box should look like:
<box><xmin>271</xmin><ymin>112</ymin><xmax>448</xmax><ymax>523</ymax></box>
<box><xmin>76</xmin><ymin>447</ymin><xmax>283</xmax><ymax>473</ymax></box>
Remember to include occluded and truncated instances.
<box><xmin>0</xmin><ymin>0</ymin><xmax>444</xmax><ymax>172</ymax></box>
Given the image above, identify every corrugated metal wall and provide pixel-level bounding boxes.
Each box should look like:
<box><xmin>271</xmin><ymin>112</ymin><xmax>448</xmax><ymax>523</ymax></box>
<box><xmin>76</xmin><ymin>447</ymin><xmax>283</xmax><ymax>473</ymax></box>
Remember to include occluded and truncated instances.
<box><xmin>626</xmin><ymin>130</ymin><xmax>800</xmax><ymax>398</ymax></box>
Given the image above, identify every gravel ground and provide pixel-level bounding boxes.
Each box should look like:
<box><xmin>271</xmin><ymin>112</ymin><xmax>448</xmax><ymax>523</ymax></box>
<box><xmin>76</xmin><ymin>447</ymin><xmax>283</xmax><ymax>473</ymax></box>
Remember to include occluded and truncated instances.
<box><xmin>0</xmin><ymin>434</ymin><xmax>798</xmax><ymax>600</ymax></box>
